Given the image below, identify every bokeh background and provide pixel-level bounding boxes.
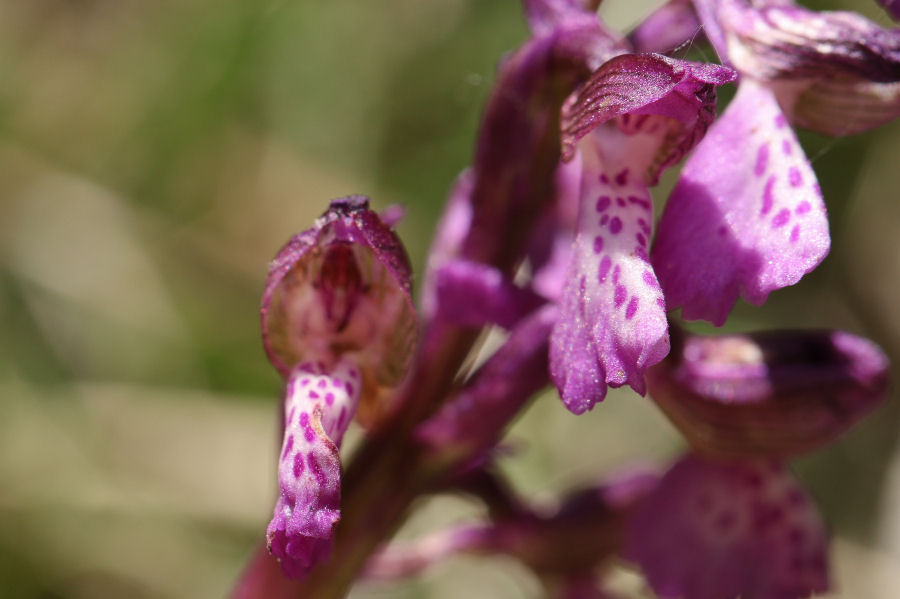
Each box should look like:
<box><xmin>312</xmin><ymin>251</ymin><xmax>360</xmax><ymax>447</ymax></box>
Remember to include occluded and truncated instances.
<box><xmin>0</xmin><ymin>0</ymin><xmax>898</xmax><ymax>597</ymax></box>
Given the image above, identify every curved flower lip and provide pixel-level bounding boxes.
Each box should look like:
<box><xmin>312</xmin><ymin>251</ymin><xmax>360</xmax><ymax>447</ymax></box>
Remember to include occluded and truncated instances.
<box><xmin>261</xmin><ymin>196</ymin><xmax>416</xmax><ymax>404</ymax></box>
<box><xmin>560</xmin><ymin>53</ymin><xmax>736</xmax><ymax>177</ymax></box>
<box><xmin>646</xmin><ymin>328</ymin><xmax>889</xmax><ymax>460</ymax></box>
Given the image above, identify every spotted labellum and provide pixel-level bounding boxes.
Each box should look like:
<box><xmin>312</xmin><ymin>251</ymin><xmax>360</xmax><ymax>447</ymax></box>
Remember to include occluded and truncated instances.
<box><xmin>260</xmin><ymin>197</ymin><xmax>416</xmax><ymax>578</ymax></box>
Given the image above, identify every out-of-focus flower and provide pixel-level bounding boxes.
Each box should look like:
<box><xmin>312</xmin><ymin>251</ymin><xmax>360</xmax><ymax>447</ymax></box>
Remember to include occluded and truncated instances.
<box><xmin>260</xmin><ymin>197</ymin><xmax>416</xmax><ymax>577</ymax></box>
<box><xmin>626</xmin><ymin>454</ymin><xmax>830</xmax><ymax>599</ymax></box>
<box><xmin>646</xmin><ymin>327</ymin><xmax>890</xmax><ymax>459</ymax></box>
<box><xmin>653</xmin><ymin>0</ymin><xmax>900</xmax><ymax>324</ymax></box>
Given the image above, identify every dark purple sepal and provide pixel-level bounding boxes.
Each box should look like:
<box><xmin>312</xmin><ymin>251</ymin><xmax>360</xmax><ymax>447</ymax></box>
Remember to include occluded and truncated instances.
<box><xmin>260</xmin><ymin>196</ymin><xmax>417</xmax><ymax>415</ymax></box>
<box><xmin>434</xmin><ymin>260</ymin><xmax>546</xmax><ymax>329</ymax></box>
<box><xmin>628</xmin><ymin>0</ymin><xmax>704</xmax><ymax>54</ymax></box>
<box><xmin>461</xmin><ymin>24</ymin><xmax>596</xmax><ymax>276</ymax></box>
<box><xmin>878</xmin><ymin>0</ymin><xmax>900</xmax><ymax>21</ymax></box>
<box><xmin>561</xmin><ymin>53</ymin><xmax>735</xmax><ymax>181</ymax></box>
<box><xmin>646</xmin><ymin>328</ymin><xmax>889</xmax><ymax>460</ymax></box>
<box><xmin>626</xmin><ymin>454</ymin><xmax>830</xmax><ymax>599</ymax></box>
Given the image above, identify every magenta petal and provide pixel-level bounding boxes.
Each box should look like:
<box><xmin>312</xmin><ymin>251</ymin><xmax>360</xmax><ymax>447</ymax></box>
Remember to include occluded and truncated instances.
<box><xmin>626</xmin><ymin>454</ymin><xmax>830</xmax><ymax>599</ymax></box>
<box><xmin>434</xmin><ymin>260</ymin><xmax>545</xmax><ymax>329</ymax></box>
<box><xmin>550</xmin><ymin>137</ymin><xmax>669</xmax><ymax>411</ymax></box>
<box><xmin>653</xmin><ymin>80</ymin><xmax>829</xmax><ymax>325</ymax></box>
<box><xmin>267</xmin><ymin>360</ymin><xmax>361</xmax><ymax>579</ymax></box>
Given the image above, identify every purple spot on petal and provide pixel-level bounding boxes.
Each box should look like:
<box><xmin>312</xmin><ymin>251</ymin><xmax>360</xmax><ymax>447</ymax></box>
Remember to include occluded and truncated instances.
<box><xmin>625</xmin><ymin>296</ymin><xmax>639</xmax><ymax>319</ymax></box>
<box><xmin>635</xmin><ymin>246</ymin><xmax>649</xmax><ymax>261</ymax></box>
<box><xmin>325</xmin><ymin>392</ymin><xmax>335</xmax><ymax>405</ymax></box>
<box><xmin>788</xmin><ymin>167</ymin><xmax>802</xmax><ymax>187</ymax></box>
<box><xmin>293</xmin><ymin>451</ymin><xmax>304</xmax><ymax>478</ymax></box>
<box><xmin>761</xmin><ymin>175</ymin><xmax>776</xmax><ymax>215</ymax></box>
<box><xmin>612</xmin><ymin>265</ymin><xmax>621</xmax><ymax>284</ymax></box>
<box><xmin>614</xmin><ymin>284</ymin><xmax>627</xmax><ymax>307</ymax></box>
<box><xmin>600</xmin><ymin>174</ymin><xmax>609</xmax><ymax>184</ymax></box>
<box><xmin>596</xmin><ymin>196</ymin><xmax>611</xmax><ymax>212</ymax></box>
<box><xmin>775</xmin><ymin>114</ymin><xmax>787</xmax><ymax>129</ymax></box>
<box><xmin>609</xmin><ymin>217</ymin><xmax>622</xmax><ymax>234</ymax></box>
<box><xmin>616</xmin><ymin>197</ymin><xmax>626</xmax><ymax>207</ymax></box>
<box><xmin>656</xmin><ymin>298</ymin><xmax>666</xmax><ymax>309</ymax></box>
<box><xmin>346</xmin><ymin>382</ymin><xmax>355</xmax><ymax>396</ymax></box>
<box><xmin>637</xmin><ymin>218</ymin><xmax>650</xmax><ymax>235</ymax></box>
<box><xmin>628</xmin><ymin>195</ymin><xmax>651</xmax><ymax>210</ymax></box>
<box><xmin>773</xmin><ymin>208</ymin><xmax>791</xmax><ymax>228</ymax></box>
<box><xmin>309</xmin><ymin>391</ymin><xmax>319</xmax><ymax>399</ymax></box>
<box><xmin>300</xmin><ymin>412</ymin><xmax>315</xmax><ymax>442</ymax></box>
<box><xmin>308</xmin><ymin>452</ymin><xmax>326</xmax><ymax>486</ymax></box>
<box><xmin>782</xmin><ymin>139</ymin><xmax>792</xmax><ymax>155</ymax></box>
<box><xmin>593</xmin><ymin>236</ymin><xmax>604</xmax><ymax>254</ymax></box>
<box><xmin>301</xmin><ymin>378</ymin><xmax>310</xmax><ymax>386</ymax></box>
<box><xmin>598</xmin><ymin>256</ymin><xmax>612</xmax><ymax>283</ymax></box>
<box><xmin>349</xmin><ymin>368</ymin><xmax>358</xmax><ymax>378</ymax></box>
<box><xmin>317</xmin><ymin>379</ymin><xmax>327</xmax><ymax>389</ymax></box>
<box><xmin>795</xmin><ymin>201</ymin><xmax>812</xmax><ymax>216</ymax></box>
<box><xmin>754</xmin><ymin>144</ymin><xmax>769</xmax><ymax>176</ymax></box>
<box><xmin>615</xmin><ymin>169</ymin><xmax>629</xmax><ymax>186</ymax></box>
<box><xmin>282</xmin><ymin>435</ymin><xmax>294</xmax><ymax>460</ymax></box>
<box><xmin>790</xmin><ymin>225</ymin><xmax>800</xmax><ymax>243</ymax></box>
<box><xmin>813</xmin><ymin>182</ymin><xmax>821</xmax><ymax>195</ymax></box>
<box><xmin>642</xmin><ymin>271</ymin><xmax>658</xmax><ymax>288</ymax></box>
<box><xmin>636</xmin><ymin>233</ymin><xmax>646</xmax><ymax>246</ymax></box>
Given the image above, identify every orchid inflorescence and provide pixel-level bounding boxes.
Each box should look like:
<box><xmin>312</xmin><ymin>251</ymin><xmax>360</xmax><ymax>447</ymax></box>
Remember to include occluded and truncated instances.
<box><xmin>232</xmin><ymin>1</ymin><xmax>899</xmax><ymax>597</ymax></box>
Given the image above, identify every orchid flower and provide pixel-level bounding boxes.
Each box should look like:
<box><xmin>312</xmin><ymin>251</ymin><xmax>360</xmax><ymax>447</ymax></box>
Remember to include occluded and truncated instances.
<box><xmin>259</xmin><ymin>196</ymin><xmax>416</xmax><ymax>578</ymax></box>
<box><xmin>653</xmin><ymin>0</ymin><xmax>900</xmax><ymax>324</ymax></box>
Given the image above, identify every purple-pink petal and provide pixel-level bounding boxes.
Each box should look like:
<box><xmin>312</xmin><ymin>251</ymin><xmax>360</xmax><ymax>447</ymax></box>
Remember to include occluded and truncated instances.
<box><xmin>626</xmin><ymin>454</ymin><xmax>830</xmax><ymax>599</ymax></box>
<box><xmin>653</xmin><ymin>80</ymin><xmax>829</xmax><ymax>325</ymax></box>
<box><xmin>267</xmin><ymin>360</ymin><xmax>362</xmax><ymax>579</ymax></box>
<box><xmin>550</xmin><ymin>136</ymin><xmax>669</xmax><ymax>411</ymax></box>
<box><xmin>433</xmin><ymin>259</ymin><xmax>545</xmax><ymax>329</ymax></box>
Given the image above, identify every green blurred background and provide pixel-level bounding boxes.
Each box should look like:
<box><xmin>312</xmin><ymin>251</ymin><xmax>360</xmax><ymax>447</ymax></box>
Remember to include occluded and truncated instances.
<box><xmin>0</xmin><ymin>1</ymin><xmax>898</xmax><ymax>597</ymax></box>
